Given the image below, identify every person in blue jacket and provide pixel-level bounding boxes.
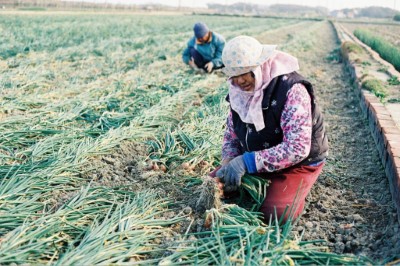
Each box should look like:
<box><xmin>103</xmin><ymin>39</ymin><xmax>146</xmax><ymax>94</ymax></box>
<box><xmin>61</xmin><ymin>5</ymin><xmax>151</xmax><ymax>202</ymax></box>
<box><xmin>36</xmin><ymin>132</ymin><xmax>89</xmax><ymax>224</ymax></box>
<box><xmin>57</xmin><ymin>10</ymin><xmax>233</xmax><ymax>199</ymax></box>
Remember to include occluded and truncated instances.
<box><xmin>182</xmin><ymin>22</ymin><xmax>225</xmax><ymax>73</ymax></box>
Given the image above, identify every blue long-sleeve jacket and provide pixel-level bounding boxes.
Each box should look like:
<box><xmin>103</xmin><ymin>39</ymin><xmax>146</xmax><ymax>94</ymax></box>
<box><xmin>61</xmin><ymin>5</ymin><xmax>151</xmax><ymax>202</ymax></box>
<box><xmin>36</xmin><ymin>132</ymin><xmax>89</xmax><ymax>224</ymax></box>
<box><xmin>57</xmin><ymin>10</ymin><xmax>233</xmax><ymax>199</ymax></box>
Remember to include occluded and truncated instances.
<box><xmin>182</xmin><ymin>32</ymin><xmax>225</xmax><ymax>68</ymax></box>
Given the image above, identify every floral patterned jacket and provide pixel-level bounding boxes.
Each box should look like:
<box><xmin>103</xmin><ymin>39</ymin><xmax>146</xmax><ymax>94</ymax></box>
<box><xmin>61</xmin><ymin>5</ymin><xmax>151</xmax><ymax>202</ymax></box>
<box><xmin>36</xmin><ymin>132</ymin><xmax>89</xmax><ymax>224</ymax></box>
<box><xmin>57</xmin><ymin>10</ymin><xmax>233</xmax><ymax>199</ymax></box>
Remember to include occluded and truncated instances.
<box><xmin>222</xmin><ymin>83</ymin><xmax>313</xmax><ymax>173</ymax></box>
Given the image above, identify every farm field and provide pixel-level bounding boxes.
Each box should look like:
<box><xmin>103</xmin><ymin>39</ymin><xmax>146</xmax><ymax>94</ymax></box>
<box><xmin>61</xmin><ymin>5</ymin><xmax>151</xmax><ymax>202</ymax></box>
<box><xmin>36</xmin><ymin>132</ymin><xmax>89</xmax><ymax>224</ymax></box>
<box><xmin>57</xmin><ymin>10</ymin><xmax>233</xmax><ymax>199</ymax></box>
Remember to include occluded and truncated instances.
<box><xmin>340</xmin><ymin>20</ymin><xmax>400</xmax><ymax>47</ymax></box>
<box><xmin>335</xmin><ymin>22</ymin><xmax>400</xmax><ymax>97</ymax></box>
<box><xmin>0</xmin><ymin>12</ymin><xmax>400</xmax><ymax>264</ymax></box>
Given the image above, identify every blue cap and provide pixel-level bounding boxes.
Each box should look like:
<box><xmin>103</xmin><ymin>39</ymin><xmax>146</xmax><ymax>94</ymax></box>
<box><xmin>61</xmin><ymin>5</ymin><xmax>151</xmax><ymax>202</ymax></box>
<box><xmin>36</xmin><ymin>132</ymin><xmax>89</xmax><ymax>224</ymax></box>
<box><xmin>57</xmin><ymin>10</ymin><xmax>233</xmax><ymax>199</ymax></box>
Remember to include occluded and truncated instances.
<box><xmin>193</xmin><ymin>22</ymin><xmax>209</xmax><ymax>39</ymax></box>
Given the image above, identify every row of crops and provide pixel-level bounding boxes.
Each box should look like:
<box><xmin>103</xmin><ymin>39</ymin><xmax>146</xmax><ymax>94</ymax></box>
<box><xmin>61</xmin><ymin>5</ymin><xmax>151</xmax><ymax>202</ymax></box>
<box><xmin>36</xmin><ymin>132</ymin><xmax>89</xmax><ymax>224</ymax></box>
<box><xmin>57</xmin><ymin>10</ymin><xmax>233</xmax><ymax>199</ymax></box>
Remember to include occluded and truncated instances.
<box><xmin>336</xmin><ymin>21</ymin><xmax>400</xmax><ymax>103</ymax></box>
<box><xmin>341</xmin><ymin>22</ymin><xmax>400</xmax><ymax>48</ymax></box>
<box><xmin>0</xmin><ymin>14</ymin><xmax>372</xmax><ymax>264</ymax></box>
<box><xmin>354</xmin><ymin>29</ymin><xmax>400</xmax><ymax>72</ymax></box>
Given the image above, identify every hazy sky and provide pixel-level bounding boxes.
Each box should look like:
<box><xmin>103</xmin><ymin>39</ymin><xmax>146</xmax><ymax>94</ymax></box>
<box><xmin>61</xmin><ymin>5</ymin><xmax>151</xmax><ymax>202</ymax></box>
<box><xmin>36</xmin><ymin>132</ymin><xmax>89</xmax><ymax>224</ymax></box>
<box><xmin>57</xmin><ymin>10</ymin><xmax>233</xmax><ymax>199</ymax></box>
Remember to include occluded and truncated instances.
<box><xmin>90</xmin><ymin>0</ymin><xmax>400</xmax><ymax>11</ymax></box>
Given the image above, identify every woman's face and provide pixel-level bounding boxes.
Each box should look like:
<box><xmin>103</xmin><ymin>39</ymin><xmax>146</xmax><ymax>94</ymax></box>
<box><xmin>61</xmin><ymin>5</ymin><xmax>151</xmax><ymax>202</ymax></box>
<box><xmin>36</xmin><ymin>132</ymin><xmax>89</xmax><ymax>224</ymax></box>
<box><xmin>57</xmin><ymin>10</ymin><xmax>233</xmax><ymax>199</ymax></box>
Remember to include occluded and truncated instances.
<box><xmin>231</xmin><ymin>72</ymin><xmax>255</xmax><ymax>92</ymax></box>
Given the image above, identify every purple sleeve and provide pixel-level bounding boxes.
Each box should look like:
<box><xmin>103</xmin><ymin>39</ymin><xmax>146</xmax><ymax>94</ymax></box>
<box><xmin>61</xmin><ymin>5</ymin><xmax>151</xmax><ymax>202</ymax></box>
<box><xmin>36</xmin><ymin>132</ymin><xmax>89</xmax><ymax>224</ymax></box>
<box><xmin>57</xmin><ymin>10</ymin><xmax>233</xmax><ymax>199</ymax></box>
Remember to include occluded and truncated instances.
<box><xmin>221</xmin><ymin>111</ymin><xmax>242</xmax><ymax>160</ymax></box>
<box><xmin>255</xmin><ymin>83</ymin><xmax>312</xmax><ymax>172</ymax></box>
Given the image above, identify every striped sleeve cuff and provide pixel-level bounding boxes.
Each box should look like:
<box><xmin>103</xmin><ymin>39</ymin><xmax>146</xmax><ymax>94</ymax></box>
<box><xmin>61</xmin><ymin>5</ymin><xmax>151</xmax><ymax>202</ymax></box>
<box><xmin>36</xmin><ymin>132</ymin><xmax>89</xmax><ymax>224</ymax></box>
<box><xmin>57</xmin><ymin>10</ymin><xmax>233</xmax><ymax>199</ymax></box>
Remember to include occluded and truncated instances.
<box><xmin>242</xmin><ymin>152</ymin><xmax>257</xmax><ymax>174</ymax></box>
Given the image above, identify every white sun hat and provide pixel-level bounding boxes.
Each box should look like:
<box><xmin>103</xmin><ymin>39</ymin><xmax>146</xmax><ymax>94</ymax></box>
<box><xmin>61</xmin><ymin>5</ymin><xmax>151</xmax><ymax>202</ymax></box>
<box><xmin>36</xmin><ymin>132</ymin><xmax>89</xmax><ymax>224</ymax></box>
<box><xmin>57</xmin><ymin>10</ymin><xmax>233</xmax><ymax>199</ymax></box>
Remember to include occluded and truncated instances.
<box><xmin>222</xmin><ymin>36</ymin><xmax>277</xmax><ymax>77</ymax></box>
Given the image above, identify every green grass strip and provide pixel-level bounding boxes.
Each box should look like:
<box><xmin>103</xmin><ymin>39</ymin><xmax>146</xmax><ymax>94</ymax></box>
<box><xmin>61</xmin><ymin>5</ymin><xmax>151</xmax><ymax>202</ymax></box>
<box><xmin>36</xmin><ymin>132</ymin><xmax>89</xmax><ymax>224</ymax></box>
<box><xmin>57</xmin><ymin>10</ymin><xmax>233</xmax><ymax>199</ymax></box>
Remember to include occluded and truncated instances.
<box><xmin>354</xmin><ymin>29</ymin><xmax>400</xmax><ymax>72</ymax></box>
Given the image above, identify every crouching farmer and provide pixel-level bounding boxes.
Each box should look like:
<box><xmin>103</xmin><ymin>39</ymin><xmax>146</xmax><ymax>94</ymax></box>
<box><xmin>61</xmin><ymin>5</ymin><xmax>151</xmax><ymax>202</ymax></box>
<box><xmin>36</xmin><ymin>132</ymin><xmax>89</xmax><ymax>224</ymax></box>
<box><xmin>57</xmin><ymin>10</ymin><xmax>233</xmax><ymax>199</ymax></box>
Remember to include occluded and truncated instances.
<box><xmin>182</xmin><ymin>22</ymin><xmax>225</xmax><ymax>73</ymax></box>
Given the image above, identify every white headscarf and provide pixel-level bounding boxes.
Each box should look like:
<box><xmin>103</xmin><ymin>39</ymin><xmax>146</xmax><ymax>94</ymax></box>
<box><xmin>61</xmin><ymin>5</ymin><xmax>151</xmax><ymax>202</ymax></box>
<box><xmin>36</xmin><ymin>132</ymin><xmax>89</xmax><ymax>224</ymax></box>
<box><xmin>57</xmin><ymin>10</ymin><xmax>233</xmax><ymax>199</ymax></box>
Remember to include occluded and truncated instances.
<box><xmin>228</xmin><ymin>51</ymin><xmax>299</xmax><ymax>131</ymax></box>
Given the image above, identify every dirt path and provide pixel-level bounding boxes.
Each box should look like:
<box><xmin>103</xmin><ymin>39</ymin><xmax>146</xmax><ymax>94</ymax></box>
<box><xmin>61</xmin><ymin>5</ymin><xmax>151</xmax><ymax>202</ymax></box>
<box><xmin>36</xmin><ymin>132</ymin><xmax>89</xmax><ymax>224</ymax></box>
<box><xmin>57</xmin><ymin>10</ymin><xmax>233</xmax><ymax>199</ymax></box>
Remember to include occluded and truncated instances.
<box><xmin>265</xmin><ymin>20</ymin><xmax>400</xmax><ymax>261</ymax></box>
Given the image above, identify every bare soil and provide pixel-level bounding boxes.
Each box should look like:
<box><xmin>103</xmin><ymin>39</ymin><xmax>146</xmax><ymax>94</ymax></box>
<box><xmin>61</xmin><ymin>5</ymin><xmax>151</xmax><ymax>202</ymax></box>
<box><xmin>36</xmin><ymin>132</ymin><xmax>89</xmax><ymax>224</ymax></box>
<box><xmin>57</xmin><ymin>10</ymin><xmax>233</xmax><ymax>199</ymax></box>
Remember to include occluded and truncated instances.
<box><xmin>287</xmin><ymin>21</ymin><xmax>400</xmax><ymax>262</ymax></box>
<box><xmin>78</xmin><ymin>141</ymin><xmax>220</xmax><ymax>233</ymax></box>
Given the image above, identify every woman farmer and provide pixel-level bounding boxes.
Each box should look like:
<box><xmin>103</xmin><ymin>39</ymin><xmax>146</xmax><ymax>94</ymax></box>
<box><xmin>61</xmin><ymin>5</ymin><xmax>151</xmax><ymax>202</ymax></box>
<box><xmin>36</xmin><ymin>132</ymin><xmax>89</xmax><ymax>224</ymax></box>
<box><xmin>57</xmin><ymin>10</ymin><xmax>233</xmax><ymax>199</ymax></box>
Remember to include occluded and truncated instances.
<box><xmin>182</xmin><ymin>22</ymin><xmax>225</xmax><ymax>73</ymax></box>
<box><xmin>214</xmin><ymin>36</ymin><xmax>328</xmax><ymax>223</ymax></box>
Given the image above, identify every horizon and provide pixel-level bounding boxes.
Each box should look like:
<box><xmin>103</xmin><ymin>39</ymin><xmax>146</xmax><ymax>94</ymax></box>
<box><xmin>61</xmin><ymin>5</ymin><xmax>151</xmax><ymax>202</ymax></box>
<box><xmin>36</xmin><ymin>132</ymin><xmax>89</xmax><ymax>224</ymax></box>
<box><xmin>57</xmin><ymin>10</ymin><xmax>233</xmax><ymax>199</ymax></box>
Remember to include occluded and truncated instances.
<box><xmin>65</xmin><ymin>0</ymin><xmax>400</xmax><ymax>11</ymax></box>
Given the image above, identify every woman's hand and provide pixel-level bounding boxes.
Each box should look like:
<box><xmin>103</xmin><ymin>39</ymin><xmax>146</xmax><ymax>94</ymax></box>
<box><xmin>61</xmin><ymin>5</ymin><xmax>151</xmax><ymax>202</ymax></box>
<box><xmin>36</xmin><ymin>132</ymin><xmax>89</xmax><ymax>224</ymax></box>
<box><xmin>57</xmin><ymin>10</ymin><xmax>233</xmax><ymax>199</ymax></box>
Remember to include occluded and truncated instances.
<box><xmin>216</xmin><ymin>155</ymin><xmax>246</xmax><ymax>190</ymax></box>
<box><xmin>221</xmin><ymin>158</ymin><xmax>232</xmax><ymax>166</ymax></box>
<box><xmin>214</xmin><ymin>158</ymin><xmax>233</xmax><ymax>192</ymax></box>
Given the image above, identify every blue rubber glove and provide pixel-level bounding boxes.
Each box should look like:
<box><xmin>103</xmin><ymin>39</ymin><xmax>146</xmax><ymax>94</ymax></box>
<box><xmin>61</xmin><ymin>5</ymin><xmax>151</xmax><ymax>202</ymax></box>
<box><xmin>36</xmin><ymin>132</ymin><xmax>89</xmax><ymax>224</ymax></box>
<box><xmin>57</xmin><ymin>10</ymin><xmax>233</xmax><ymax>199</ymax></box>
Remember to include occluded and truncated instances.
<box><xmin>216</xmin><ymin>155</ymin><xmax>247</xmax><ymax>189</ymax></box>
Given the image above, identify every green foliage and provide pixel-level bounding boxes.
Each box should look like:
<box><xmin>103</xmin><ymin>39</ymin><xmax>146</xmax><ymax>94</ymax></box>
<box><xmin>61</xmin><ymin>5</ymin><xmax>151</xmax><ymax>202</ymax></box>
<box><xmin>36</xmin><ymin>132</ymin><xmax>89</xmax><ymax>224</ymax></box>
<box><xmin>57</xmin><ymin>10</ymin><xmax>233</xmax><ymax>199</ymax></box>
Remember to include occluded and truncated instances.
<box><xmin>378</xmin><ymin>66</ymin><xmax>389</xmax><ymax>73</ymax></box>
<box><xmin>18</xmin><ymin>7</ymin><xmax>47</xmax><ymax>11</ymax></box>
<box><xmin>388</xmin><ymin>76</ymin><xmax>400</xmax><ymax>85</ymax></box>
<box><xmin>341</xmin><ymin>41</ymin><xmax>363</xmax><ymax>62</ymax></box>
<box><xmin>393</xmin><ymin>13</ymin><xmax>400</xmax><ymax>21</ymax></box>
<box><xmin>162</xmin><ymin>207</ymin><xmax>373</xmax><ymax>265</ymax></box>
<box><xmin>326</xmin><ymin>47</ymin><xmax>341</xmax><ymax>62</ymax></box>
<box><xmin>0</xmin><ymin>48</ymin><xmax>18</xmax><ymax>59</ymax></box>
<box><xmin>362</xmin><ymin>78</ymin><xmax>388</xmax><ymax>99</ymax></box>
<box><xmin>342</xmin><ymin>41</ymin><xmax>363</xmax><ymax>54</ymax></box>
<box><xmin>354</xmin><ymin>29</ymin><xmax>400</xmax><ymax>72</ymax></box>
<box><xmin>361</xmin><ymin>61</ymin><xmax>371</xmax><ymax>66</ymax></box>
<box><xmin>387</xmin><ymin>98</ymin><xmax>400</xmax><ymax>103</ymax></box>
